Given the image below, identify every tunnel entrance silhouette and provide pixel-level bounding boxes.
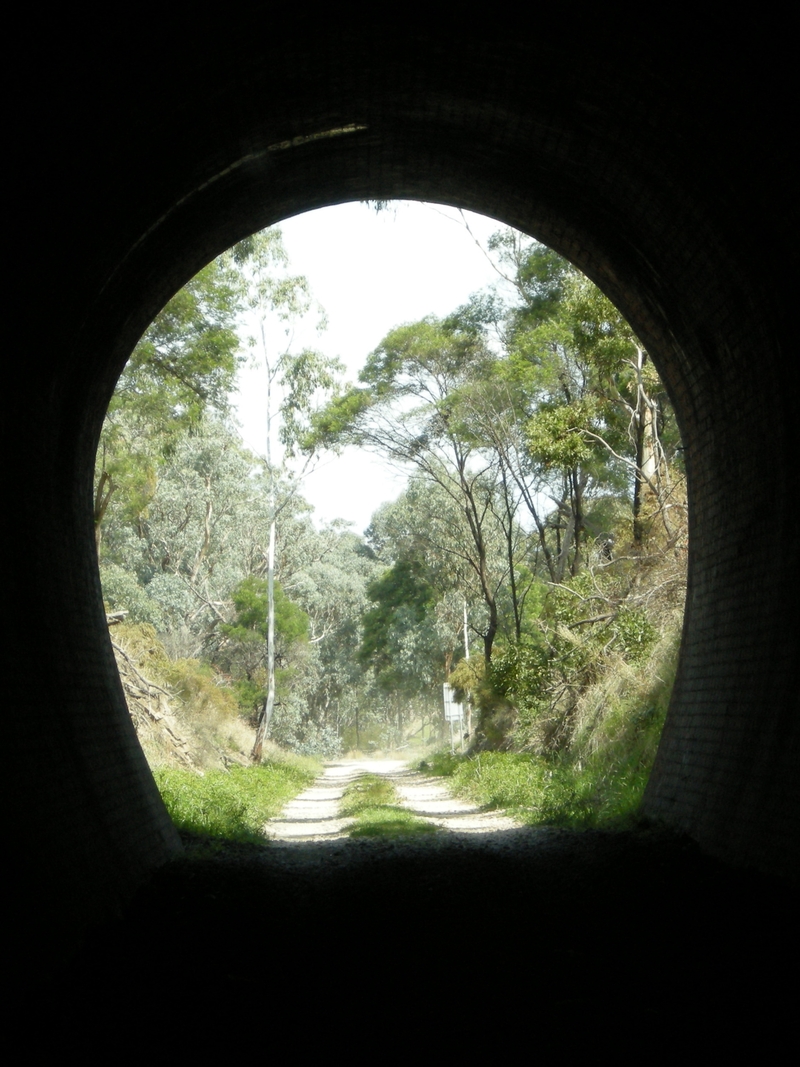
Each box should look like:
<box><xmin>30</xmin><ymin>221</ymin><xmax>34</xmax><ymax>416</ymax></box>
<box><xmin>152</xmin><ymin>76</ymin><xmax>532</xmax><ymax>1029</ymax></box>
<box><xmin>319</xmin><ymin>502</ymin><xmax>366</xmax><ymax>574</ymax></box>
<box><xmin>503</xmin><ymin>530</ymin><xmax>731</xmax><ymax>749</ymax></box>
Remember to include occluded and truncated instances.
<box><xmin>12</xmin><ymin>20</ymin><xmax>797</xmax><ymax>986</ymax></box>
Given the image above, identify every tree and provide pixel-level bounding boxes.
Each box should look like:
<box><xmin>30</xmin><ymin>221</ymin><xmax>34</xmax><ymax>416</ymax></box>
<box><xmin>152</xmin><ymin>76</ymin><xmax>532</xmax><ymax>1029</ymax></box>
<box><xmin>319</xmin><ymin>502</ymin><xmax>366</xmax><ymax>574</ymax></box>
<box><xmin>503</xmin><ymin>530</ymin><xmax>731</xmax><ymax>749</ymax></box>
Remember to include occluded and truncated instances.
<box><xmin>235</xmin><ymin>231</ymin><xmax>344</xmax><ymax>760</ymax></box>
<box><xmin>308</xmin><ymin>315</ymin><xmax>518</xmax><ymax>664</ymax></box>
<box><xmin>562</xmin><ymin>272</ymin><xmax>683</xmax><ymax>545</ymax></box>
<box><xmin>94</xmin><ymin>256</ymin><xmax>244</xmax><ymax>548</ymax></box>
<box><xmin>359</xmin><ymin>557</ymin><xmax>438</xmax><ymax>689</ymax></box>
<box><xmin>278</xmin><ymin>523</ymin><xmax>381</xmax><ymax>755</ymax></box>
<box><xmin>442</xmin><ymin>230</ymin><xmax>687</xmax><ymax>751</ymax></box>
<box><xmin>449</xmin><ymin>230</ymin><xmax>683</xmax><ymax>574</ymax></box>
<box><xmin>100</xmin><ymin>417</ymin><xmax>274</xmax><ymax>649</ymax></box>
<box><xmin>217</xmin><ymin>574</ymin><xmax>309</xmax><ymax>719</ymax></box>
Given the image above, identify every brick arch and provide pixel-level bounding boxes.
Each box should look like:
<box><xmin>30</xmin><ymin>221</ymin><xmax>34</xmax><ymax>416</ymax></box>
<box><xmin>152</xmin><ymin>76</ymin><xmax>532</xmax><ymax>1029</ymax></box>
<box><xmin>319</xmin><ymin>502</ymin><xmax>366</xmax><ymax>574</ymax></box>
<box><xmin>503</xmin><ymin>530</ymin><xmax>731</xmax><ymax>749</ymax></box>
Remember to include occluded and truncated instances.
<box><xmin>12</xmin><ymin>21</ymin><xmax>796</xmax><ymax>981</ymax></box>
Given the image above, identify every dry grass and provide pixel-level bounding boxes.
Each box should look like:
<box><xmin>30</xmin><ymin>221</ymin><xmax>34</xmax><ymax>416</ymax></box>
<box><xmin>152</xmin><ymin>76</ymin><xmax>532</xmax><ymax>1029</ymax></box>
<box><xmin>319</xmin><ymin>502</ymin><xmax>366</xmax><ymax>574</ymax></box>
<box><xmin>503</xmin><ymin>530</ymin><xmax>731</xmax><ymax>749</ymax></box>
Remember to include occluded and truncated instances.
<box><xmin>111</xmin><ymin>622</ymin><xmax>253</xmax><ymax>771</ymax></box>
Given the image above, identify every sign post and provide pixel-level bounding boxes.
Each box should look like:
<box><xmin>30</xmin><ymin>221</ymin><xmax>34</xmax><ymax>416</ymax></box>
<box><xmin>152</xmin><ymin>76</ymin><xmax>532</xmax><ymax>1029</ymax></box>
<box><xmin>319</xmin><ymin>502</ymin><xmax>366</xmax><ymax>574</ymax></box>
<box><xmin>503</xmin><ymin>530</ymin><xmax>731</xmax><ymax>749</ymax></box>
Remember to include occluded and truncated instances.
<box><xmin>443</xmin><ymin>683</ymin><xmax>465</xmax><ymax>754</ymax></box>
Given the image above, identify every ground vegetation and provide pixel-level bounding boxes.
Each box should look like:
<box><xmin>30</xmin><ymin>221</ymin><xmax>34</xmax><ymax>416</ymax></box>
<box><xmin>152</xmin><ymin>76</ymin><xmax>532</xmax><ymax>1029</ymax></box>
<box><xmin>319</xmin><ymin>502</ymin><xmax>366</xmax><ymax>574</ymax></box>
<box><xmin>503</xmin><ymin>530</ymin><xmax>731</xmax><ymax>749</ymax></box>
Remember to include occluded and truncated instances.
<box><xmin>340</xmin><ymin>773</ymin><xmax>438</xmax><ymax>838</ymax></box>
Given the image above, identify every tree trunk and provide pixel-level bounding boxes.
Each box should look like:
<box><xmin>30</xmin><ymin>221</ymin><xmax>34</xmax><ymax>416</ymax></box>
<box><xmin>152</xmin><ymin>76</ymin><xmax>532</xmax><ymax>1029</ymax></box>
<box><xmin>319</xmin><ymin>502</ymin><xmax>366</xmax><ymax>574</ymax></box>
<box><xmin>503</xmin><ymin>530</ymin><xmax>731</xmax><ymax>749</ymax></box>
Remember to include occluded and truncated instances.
<box><xmin>250</xmin><ymin>519</ymin><xmax>276</xmax><ymax>762</ymax></box>
<box><xmin>93</xmin><ymin>469</ymin><xmax>115</xmax><ymax>551</ymax></box>
<box><xmin>632</xmin><ymin>348</ymin><xmax>660</xmax><ymax>546</ymax></box>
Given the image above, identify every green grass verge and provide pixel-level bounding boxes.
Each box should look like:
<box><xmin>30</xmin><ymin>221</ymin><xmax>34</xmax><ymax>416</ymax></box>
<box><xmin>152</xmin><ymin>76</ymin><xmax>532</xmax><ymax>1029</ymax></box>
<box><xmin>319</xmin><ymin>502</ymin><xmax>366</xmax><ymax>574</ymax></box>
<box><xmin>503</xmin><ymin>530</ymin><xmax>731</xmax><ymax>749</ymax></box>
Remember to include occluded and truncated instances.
<box><xmin>340</xmin><ymin>773</ymin><xmax>439</xmax><ymax>839</ymax></box>
<box><xmin>420</xmin><ymin>749</ymin><xmax>650</xmax><ymax>829</ymax></box>
<box><xmin>419</xmin><ymin>636</ymin><xmax>672</xmax><ymax>829</ymax></box>
<box><xmin>153</xmin><ymin>755</ymin><xmax>320</xmax><ymax>847</ymax></box>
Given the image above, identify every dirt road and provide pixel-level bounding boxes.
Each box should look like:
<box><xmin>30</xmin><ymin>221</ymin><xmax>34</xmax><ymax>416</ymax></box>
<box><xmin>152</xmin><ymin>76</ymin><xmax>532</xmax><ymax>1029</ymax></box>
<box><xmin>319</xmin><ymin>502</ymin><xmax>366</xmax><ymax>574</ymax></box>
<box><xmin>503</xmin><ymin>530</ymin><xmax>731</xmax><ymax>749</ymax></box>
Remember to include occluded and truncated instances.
<box><xmin>266</xmin><ymin>757</ymin><xmax>520</xmax><ymax>840</ymax></box>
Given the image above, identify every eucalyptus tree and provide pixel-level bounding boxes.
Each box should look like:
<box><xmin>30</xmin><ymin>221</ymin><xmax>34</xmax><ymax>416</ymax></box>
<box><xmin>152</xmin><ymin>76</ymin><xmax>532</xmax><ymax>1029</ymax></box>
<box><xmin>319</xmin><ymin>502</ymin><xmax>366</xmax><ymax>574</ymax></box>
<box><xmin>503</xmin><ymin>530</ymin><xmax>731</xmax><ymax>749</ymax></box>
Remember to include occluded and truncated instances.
<box><xmin>561</xmin><ymin>272</ymin><xmax>683</xmax><ymax>546</ymax></box>
<box><xmin>215</xmin><ymin>572</ymin><xmax>310</xmax><ymax>727</ymax></box>
<box><xmin>365</xmin><ymin>474</ymin><xmax>522</xmax><ymax>678</ymax></box>
<box><xmin>275</xmin><ymin>518</ymin><xmax>381</xmax><ymax>742</ymax></box>
<box><xmin>226</xmin><ymin>230</ymin><xmax>344</xmax><ymax>759</ymax></box>
<box><xmin>215</xmin><ymin>517</ymin><xmax>384</xmax><ymax>757</ymax></box>
<box><xmin>308</xmin><ymin>316</ymin><xmax>515</xmax><ymax>662</ymax></box>
<box><xmin>100</xmin><ymin>417</ymin><xmax>275</xmax><ymax>651</ymax></box>
<box><xmin>450</xmin><ymin>230</ymin><xmax>682</xmax><ymax>572</ymax></box>
<box><xmin>96</xmin><ymin>228</ymin><xmax>368</xmax><ymax>759</ymax></box>
<box><xmin>94</xmin><ymin>255</ymin><xmax>244</xmax><ymax>549</ymax></box>
<box><xmin>447</xmin><ymin>231</ymin><xmax>686</xmax><ymax>750</ymax></box>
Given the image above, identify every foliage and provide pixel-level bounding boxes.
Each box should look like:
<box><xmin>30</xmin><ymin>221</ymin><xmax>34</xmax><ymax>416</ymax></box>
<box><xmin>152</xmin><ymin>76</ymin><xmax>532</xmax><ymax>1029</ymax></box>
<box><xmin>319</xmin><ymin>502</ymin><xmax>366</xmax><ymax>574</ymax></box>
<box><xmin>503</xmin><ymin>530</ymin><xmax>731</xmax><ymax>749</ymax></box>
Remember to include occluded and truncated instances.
<box><xmin>448</xmin><ymin>655</ymin><xmax>486</xmax><ymax>699</ymax></box>
<box><xmin>428</xmin><ymin>613</ymin><xmax>680</xmax><ymax>827</ymax></box>
<box><xmin>110</xmin><ymin>621</ymin><xmax>171</xmax><ymax>670</ymax></box>
<box><xmin>339</xmin><ymin>773</ymin><xmax>397</xmax><ymax>815</ymax></box>
<box><xmin>430</xmin><ymin>751</ymin><xmax>617</xmax><ymax>828</ymax></box>
<box><xmin>162</xmin><ymin>658</ymin><xmax>240</xmax><ymax>722</ymax></box>
<box><xmin>95</xmin><ymin>256</ymin><xmax>245</xmax><ymax>545</ymax></box>
<box><xmin>347</xmin><ymin>806</ymin><xmax>439</xmax><ymax>838</ymax></box>
<box><xmin>359</xmin><ymin>558</ymin><xmax>437</xmax><ymax>689</ymax></box>
<box><xmin>102</xmin><ymin>564</ymin><xmax>167</xmax><ymax>628</ymax></box>
<box><xmin>420</xmin><ymin>749</ymin><xmax>463</xmax><ymax>778</ymax></box>
<box><xmin>100</xmin><ymin>417</ymin><xmax>273</xmax><ymax>648</ymax></box>
<box><xmin>233</xmin><ymin>229</ymin><xmax>344</xmax><ymax>760</ymax></box>
<box><xmin>96</xmin><ymin>227</ymin><xmax>365</xmax><ymax>759</ymax></box>
<box><xmin>307</xmin><ymin>316</ymin><xmax>516</xmax><ymax>663</ymax></box>
<box><xmin>304</xmin><ymin>221</ymin><xmax>685</xmax><ymax>776</ymax></box>
<box><xmin>109</xmin><ymin>621</ymin><xmax>260</xmax><ymax>771</ymax></box>
<box><xmin>117</xmin><ymin>258</ymin><xmax>243</xmax><ymax>427</ymax></box>
<box><xmin>217</xmin><ymin>574</ymin><xmax>310</xmax><ymax>714</ymax></box>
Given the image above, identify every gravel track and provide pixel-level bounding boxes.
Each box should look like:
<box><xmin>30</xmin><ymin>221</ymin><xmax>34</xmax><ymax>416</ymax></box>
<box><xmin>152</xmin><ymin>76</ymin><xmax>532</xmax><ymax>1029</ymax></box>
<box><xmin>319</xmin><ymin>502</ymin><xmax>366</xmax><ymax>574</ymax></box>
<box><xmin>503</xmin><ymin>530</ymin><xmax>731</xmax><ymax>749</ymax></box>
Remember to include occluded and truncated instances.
<box><xmin>266</xmin><ymin>757</ymin><xmax>520</xmax><ymax>840</ymax></box>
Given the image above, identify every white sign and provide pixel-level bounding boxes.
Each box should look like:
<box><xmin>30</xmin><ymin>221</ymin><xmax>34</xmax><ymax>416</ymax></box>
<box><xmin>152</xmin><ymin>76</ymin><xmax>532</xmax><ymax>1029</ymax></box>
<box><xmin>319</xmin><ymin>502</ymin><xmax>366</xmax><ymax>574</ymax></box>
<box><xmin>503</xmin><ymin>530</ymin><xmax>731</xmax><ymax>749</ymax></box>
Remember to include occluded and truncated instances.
<box><xmin>443</xmin><ymin>683</ymin><xmax>464</xmax><ymax>723</ymax></box>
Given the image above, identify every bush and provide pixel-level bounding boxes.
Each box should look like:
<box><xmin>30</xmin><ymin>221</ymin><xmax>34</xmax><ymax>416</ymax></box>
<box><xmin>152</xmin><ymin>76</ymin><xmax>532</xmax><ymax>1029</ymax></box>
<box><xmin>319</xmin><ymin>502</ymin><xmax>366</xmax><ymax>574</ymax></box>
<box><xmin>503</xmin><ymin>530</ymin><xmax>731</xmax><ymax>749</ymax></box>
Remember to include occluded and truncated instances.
<box><xmin>428</xmin><ymin>744</ymin><xmax>655</xmax><ymax>830</ymax></box>
<box><xmin>164</xmin><ymin>658</ymin><xmax>239</xmax><ymax>721</ymax></box>
<box><xmin>421</xmin><ymin>750</ymin><xmax>462</xmax><ymax>777</ymax></box>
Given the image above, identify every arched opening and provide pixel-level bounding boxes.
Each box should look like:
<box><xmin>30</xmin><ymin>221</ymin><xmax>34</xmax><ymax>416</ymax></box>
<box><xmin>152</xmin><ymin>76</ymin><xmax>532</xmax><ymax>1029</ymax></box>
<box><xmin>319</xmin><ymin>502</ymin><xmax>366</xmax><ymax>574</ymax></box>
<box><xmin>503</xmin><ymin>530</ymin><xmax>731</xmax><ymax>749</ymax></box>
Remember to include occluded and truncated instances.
<box><xmin>100</xmin><ymin>202</ymin><xmax>686</xmax><ymax>825</ymax></box>
<box><xmin>12</xmin><ymin>22</ymin><xmax>796</xmax><ymax>1007</ymax></box>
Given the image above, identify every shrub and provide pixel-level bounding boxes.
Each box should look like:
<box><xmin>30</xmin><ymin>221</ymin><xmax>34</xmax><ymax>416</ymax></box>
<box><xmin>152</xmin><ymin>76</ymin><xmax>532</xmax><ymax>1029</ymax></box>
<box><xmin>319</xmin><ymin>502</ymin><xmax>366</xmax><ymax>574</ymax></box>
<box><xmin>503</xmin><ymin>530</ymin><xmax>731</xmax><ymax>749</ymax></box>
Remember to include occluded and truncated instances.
<box><xmin>164</xmin><ymin>658</ymin><xmax>239</xmax><ymax>721</ymax></box>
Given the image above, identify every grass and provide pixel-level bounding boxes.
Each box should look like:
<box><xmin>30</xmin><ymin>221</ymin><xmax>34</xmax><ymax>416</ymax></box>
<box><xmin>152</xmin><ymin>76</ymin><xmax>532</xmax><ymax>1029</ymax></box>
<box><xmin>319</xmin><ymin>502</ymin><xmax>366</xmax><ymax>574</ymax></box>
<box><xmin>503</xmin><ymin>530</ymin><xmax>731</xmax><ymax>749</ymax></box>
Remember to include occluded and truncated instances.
<box><xmin>153</xmin><ymin>753</ymin><xmax>320</xmax><ymax>849</ymax></box>
<box><xmin>420</xmin><ymin>749</ymin><xmax>651</xmax><ymax>830</ymax></box>
<box><xmin>453</xmin><ymin>752</ymin><xmax>603</xmax><ymax>828</ymax></box>
<box><xmin>340</xmin><ymin>773</ymin><xmax>439</xmax><ymax>839</ymax></box>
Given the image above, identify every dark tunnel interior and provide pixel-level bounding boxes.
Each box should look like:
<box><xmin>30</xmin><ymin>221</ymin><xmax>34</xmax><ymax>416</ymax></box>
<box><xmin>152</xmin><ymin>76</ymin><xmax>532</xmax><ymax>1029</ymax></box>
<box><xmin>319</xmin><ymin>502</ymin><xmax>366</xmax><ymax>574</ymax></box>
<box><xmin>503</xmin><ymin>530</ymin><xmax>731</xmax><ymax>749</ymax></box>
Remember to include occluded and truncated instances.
<box><xmin>10</xmin><ymin>17</ymin><xmax>797</xmax><ymax>1034</ymax></box>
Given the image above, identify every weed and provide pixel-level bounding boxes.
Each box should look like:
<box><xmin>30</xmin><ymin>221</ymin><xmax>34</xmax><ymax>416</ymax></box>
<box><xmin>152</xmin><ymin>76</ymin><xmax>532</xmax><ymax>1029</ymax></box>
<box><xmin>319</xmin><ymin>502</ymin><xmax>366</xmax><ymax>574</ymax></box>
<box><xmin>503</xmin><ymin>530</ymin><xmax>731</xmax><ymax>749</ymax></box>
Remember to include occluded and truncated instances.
<box><xmin>423</xmin><ymin>748</ymin><xmax>646</xmax><ymax>830</ymax></box>
<box><xmin>341</xmin><ymin>773</ymin><xmax>438</xmax><ymax>838</ymax></box>
<box><xmin>422</xmin><ymin>616</ymin><xmax>680</xmax><ymax>830</ymax></box>
<box><xmin>339</xmin><ymin>774</ymin><xmax>396</xmax><ymax>817</ymax></box>
<box><xmin>419</xmin><ymin>750</ymin><xmax>462</xmax><ymax>778</ymax></box>
<box><xmin>348</xmin><ymin>806</ymin><xmax>439</xmax><ymax>838</ymax></box>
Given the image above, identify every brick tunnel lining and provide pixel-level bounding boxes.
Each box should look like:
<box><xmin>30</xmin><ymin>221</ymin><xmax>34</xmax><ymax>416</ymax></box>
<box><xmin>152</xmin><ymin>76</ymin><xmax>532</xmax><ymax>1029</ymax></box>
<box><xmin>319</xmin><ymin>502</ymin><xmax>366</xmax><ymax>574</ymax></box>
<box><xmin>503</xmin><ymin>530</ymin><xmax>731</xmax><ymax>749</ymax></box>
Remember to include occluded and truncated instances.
<box><xmin>11</xmin><ymin>21</ymin><xmax>797</xmax><ymax>980</ymax></box>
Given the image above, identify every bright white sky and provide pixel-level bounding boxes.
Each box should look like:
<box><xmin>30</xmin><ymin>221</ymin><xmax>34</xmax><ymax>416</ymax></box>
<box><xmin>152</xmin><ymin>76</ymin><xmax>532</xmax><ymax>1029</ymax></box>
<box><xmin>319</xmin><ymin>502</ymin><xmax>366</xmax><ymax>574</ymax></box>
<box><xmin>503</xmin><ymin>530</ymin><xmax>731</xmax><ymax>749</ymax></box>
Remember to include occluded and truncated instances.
<box><xmin>232</xmin><ymin>201</ymin><xmax>510</xmax><ymax>534</ymax></box>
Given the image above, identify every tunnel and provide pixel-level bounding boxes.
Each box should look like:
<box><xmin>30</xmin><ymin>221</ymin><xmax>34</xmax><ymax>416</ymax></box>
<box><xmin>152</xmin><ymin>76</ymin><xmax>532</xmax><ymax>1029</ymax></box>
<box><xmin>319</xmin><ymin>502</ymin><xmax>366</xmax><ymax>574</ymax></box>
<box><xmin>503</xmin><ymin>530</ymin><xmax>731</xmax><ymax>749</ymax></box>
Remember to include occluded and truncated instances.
<box><xmin>11</xmin><ymin>17</ymin><xmax>797</xmax><ymax>1013</ymax></box>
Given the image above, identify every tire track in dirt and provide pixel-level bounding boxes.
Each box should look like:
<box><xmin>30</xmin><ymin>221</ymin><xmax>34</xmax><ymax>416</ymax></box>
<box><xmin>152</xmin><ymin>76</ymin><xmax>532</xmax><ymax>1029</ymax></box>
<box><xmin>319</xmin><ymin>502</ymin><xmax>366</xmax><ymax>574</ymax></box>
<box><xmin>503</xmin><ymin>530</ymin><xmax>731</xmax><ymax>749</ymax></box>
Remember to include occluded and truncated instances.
<box><xmin>266</xmin><ymin>758</ymin><xmax>519</xmax><ymax>841</ymax></box>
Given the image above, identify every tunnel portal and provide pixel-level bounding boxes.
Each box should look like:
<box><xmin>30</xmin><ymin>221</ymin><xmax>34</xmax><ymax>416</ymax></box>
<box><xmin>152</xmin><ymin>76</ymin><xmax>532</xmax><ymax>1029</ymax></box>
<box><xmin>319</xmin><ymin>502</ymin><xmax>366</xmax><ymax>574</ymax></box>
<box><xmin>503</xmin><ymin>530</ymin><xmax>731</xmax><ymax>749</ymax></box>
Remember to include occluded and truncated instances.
<box><xmin>10</xmin><ymin>20</ymin><xmax>797</xmax><ymax>985</ymax></box>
